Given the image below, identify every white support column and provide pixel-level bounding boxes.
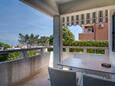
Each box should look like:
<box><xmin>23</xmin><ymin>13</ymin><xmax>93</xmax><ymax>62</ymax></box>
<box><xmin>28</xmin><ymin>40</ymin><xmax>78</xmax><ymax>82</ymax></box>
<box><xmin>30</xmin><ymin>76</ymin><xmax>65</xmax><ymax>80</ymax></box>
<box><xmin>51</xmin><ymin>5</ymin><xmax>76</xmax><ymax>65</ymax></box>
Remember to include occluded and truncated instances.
<box><xmin>109</xmin><ymin>9</ymin><xmax>115</xmax><ymax>81</ymax></box>
<box><xmin>53</xmin><ymin>15</ymin><xmax>62</xmax><ymax>68</ymax></box>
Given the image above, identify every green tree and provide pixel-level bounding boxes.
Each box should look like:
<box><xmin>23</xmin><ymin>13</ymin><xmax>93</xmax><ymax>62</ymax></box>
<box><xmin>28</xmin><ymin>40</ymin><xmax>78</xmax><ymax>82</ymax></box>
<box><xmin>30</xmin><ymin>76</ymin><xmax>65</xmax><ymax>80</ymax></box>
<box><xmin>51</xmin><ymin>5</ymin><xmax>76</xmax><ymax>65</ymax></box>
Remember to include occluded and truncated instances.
<box><xmin>18</xmin><ymin>33</ymin><xmax>39</xmax><ymax>47</ymax></box>
<box><xmin>38</xmin><ymin>36</ymin><xmax>49</xmax><ymax>46</ymax></box>
<box><xmin>46</xmin><ymin>27</ymin><xmax>75</xmax><ymax>46</ymax></box>
<box><xmin>0</xmin><ymin>42</ymin><xmax>20</xmax><ymax>62</ymax></box>
<box><xmin>0</xmin><ymin>42</ymin><xmax>10</xmax><ymax>61</ymax></box>
<box><xmin>18</xmin><ymin>33</ymin><xmax>29</xmax><ymax>45</ymax></box>
<box><xmin>49</xmin><ymin>35</ymin><xmax>53</xmax><ymax>45</ymax></box>
<box><xmin>63</xmin><ymin>27</ymin><xmax>75</xmax><ymax>46</ymax></box>
<box><xmin>28</xmin><ymin>33</ymin><xmax>39</xmax><ymax>46</ymax></box>
<box><xmin>0</xmin><ymin>42</ymin><xmax>10</xmax><ymax>49</ymax></box>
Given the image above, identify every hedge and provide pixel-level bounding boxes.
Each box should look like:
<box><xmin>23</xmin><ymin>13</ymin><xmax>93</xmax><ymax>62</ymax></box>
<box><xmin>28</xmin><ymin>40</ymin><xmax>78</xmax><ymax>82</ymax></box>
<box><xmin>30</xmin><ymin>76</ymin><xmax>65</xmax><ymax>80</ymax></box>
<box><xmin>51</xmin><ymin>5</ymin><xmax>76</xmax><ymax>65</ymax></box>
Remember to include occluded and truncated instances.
<box><xmin>63</xmin><ymin>41</ymin><xmax>108</xmax><ymax>47</ymax></box>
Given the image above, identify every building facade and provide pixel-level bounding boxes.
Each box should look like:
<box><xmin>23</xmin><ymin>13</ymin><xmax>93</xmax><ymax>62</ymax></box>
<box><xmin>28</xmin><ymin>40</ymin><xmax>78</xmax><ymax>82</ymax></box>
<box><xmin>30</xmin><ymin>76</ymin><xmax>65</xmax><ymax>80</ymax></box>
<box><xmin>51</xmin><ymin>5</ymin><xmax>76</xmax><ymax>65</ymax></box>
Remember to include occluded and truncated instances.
<box><xmin>61</xmin><ymin>6</ymin><xmax>111</xmax><ymax>41</ymax></box>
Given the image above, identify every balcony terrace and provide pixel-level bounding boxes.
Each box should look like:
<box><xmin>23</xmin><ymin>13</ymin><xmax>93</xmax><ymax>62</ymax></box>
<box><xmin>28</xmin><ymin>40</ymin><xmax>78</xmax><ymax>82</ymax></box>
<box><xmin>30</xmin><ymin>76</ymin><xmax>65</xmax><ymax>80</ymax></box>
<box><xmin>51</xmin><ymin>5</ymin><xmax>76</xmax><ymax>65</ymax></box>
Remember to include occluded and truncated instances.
<box><xmin>0</xmin><ymin>46</ymin><xmax>112</xmax><ymax>86</ymax></box>
<box><xmin>1</xmin><ymin>0</ymin><xmax>115</xmax><ymax>86</ymax></box>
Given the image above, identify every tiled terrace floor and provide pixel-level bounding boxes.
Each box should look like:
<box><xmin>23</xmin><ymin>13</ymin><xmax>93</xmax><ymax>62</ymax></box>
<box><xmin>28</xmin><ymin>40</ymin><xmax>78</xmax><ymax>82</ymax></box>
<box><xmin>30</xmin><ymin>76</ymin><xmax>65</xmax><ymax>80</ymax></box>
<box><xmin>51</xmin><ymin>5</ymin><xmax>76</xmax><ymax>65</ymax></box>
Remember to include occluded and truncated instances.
<box><xmin>14</xmin><ymin>53</ymin><xmax>109</xmax><ymax>86</ymax></box>
<box><xmin>17</xmin><ymin>68</ymin><xmax>50</xmax><ymax>86</ymax></box>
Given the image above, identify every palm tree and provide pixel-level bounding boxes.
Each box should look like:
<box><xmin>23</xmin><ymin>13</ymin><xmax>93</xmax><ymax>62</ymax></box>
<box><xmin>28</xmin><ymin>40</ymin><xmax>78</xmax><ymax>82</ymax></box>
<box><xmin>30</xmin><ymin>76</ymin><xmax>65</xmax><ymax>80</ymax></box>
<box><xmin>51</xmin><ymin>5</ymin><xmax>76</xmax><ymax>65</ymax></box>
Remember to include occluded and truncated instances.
<box><xmin>29</xmin><ymin>33</ymin><xmax>39</xmax><ymax>46</ymax></box>
<box><xmin>18</xmin><ymin>33</ymin><xmax>39</xmax><ymax>48</ymax></box>
<box><xmin>18</xmin><ymin>33</ymin><xmax>29</xmax><ymax>45</ymax></box>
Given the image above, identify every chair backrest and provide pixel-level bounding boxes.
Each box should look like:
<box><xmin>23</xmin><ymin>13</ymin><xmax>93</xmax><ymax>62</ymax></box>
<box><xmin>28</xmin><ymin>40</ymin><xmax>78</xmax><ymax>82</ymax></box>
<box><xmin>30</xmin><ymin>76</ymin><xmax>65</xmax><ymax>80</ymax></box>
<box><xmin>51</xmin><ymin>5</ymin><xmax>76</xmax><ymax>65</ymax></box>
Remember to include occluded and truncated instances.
<box><xmin>48</xmin><ymin>67</ymin><xmax>76</xmax><ymax>86</ymax></box>
<box><xmin>81</xmin><ymin>74</ymin><xmax>115</xmax><ymax>86</ymax></box>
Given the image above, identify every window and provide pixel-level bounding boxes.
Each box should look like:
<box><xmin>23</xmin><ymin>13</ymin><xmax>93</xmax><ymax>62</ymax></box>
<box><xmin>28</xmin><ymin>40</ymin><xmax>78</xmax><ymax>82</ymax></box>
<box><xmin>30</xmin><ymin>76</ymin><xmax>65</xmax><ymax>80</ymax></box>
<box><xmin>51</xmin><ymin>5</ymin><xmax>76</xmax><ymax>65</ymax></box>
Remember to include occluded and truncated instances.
<box><xmin>88</xmin><ymin>28</ymin><xmax>93</xmax><ymax>32</ymax></box>
<box><xmin>71</xmin><ymin>16</ymin><xmax>74</xmax><ymax>25</ymax></box>
<box><xmin>62</xmin><ymin>17</ymin><xmax>65</xmax><ymax>23</ymax></box>
<box><xmin>81</xmin><ymin>14</ymin><xmax>84</xmax><ymax>20</ymax></box>
<box><xmin>86</xmin><ymin>13</ymin><xmax>90</xmax><ymax>19</ymax></box>
<box><xmin>67</xmin><ymin>17</ymin><xmax>69</xmax><ymax>25</ymax></box>
<box><xmin>92</xmin><ymin>12</ymin><xmax>96</xmax><ymax>23</ymax></box>
<box><xmin>85</xmin><ymin>26</ymin><xmax>94</xmax><ymax>33</ymax></box>
<box><xmin>105</xmin><ymin>10</ymin><xmax>108</xmax><ymax>17</ymax></box>
<box><xmin>105</xmin><ymin>10</ymin><xmax>108</xmax><ymax>23</ymax></box>
<box><xmin>76</xmin><ymin>15</ymin><xmax>79</xmax><ymax>24</ymax></box>
<box><xmin>71</xmin><ymin>16</ymin><xmax>74</xmax><ymax>21</ymax></box>
<box><xmin>62</xmin><ymin>17</ymin><xmax>65</xmax><ymax>26</ymax></box>
<box><xmin>81</xmin><ymin>14</ymin><xmax>84</xmax><ymax>24</ymax></box>
<box><xmin>92</xmin><ymin>12</ymin><xmax>96</xmax><ymax>18</ymax></box>
<box><xmin>99</xmin><ymin>18</ymin><xmax>103</xmax><ymax>22</ymax></box>
<box><xmin>92</xmin><ymin>19</ymin><xmax>96</xmax><ymax>23</ymax></box>
<box><xmin>67</xmin><ymin>17</ymin><xmax>69</xmax><ymax>22</ymax></box>
<box><xmin>81</xmin><ymin>21</ymin><xmax>84</xmax><ymax>24</ymax></box>
<box><xmin>99</xmin><ymin>11</ymin><xmax>103</xmax><ymax>17</ymax></box>
<box><xmin>86</xmin><ymin>13</ymin><xmax>90</xmax><ymax>24</ymax></box>
<box><xmin>76</xmin><ymin>15</ymin><xmax>79</xmax><ymax>20</ymax></box>
<box><xmin>98</xmin><ymin>11</ymin><xmax>103</xmax><ymax>22</ymax></box>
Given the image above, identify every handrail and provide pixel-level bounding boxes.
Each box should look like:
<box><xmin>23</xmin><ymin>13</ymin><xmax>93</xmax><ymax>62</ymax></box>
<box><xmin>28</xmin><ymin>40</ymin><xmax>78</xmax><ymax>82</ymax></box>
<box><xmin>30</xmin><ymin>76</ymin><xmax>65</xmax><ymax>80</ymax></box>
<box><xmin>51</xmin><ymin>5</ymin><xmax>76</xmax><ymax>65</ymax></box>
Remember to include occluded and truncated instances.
<box><xmin>63</xmin><ymin>46</ymin><xmax>109</xmax><ymax>55</ymax></box>
<box><xmin>0</xmin><ymin>46</ymin><xmax>53</xmax><ymax>60</ymax></box>
<box><xmin>0</xmin><ymin>46</ymin><xmax>53</xmax><ymax>54</ymax></box>
<box><xmin>63</xmin><ymin>46</ymin><xmax>108</xmax><ymax>49</ymax></box>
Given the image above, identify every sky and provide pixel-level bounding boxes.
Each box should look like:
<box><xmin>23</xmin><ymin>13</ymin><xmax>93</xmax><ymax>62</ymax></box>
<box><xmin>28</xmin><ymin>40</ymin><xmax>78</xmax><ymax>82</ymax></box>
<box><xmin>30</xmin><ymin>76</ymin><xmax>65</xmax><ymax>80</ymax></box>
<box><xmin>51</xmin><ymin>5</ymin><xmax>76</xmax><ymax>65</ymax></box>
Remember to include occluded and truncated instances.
<box><xmin>0</xmin><ymin>0</ymin><xmax>82</xmax><ymax>46</ymax></box>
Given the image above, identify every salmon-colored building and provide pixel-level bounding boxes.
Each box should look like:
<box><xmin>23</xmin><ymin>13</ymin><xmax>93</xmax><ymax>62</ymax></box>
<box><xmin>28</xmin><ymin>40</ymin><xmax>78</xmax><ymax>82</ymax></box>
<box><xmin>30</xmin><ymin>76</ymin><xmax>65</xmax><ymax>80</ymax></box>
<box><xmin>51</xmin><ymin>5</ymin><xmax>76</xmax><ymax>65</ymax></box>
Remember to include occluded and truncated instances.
<box><xmin>79</xmin><ymin>23</ymin><xmax>108</xmax><ymax>41</ymax></box>
<box><xmin>78</xmin><ymin>9</ymin><xmax>109</xmax><ymax>41</ymax></box>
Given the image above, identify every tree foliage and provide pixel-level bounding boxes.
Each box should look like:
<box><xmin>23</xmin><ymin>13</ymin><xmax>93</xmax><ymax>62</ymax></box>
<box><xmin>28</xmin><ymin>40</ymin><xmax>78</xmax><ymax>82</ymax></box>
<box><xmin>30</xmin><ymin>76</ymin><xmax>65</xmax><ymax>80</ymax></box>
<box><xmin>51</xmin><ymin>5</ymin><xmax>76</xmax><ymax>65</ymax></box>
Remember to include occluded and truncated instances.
<box><xmin>0</xmin><ymin>42</ymin><xmax>10</xmax><ymax>49</ymax></box>
<box><xmin>18</xmin><ymin>33</ymin><xmax>51</xmax><ymax>46</ymax></box>
<box><xmin>0</xmin><ymin>42</ymin><xmax>20</xmax><ymax>62</ymax></box>
<box><xmin>48</xmin><ymin>27</ymin><xmax>75</xmax><ymax>46</ymax></box>
<box><xmin>18</xmin><ymin>33</ymin><xmax>39</xmax><ymax>47</ymax></box>
<box><xmin>49</xmin><ymin>35</ymin><xmax>53</xmax><ymax>45</ymax></box>
<box><xmin>38</xmin><ymin>36</ymin><xmax>49</xmax><ymax>46</ymax></box>
<box><xmin>63</xmin><ymin>27</ymin><xmax>75</xmax><ymax>45</ymax></box>
<box><xmin>70</xmin><ymin>41</ymin><xmax>108</xmax><ymax>47</ymax></box>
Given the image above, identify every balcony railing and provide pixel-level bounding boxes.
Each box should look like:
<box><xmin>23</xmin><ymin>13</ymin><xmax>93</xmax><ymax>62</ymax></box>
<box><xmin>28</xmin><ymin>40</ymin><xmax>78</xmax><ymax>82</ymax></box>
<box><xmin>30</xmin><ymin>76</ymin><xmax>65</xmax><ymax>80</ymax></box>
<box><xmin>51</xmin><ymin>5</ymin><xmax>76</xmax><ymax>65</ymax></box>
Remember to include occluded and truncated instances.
<box><xmin>62</xmin><ymin>46</ymin><xmax>109</xmax><ymax>61</ymax></box>
<box><xmin>0</xmin><ymin>47</ymin><xmax>52</xmax><ymax>86</ymax></box>
<box><xmin>0</xmin><ymin>46</ymin><xmax>53</xmax><ymax>62</ymax></box>
<box><xmin>63</xmin><ymin>46</ymin><xmax>108</xmax><ymax>55</ymax></box>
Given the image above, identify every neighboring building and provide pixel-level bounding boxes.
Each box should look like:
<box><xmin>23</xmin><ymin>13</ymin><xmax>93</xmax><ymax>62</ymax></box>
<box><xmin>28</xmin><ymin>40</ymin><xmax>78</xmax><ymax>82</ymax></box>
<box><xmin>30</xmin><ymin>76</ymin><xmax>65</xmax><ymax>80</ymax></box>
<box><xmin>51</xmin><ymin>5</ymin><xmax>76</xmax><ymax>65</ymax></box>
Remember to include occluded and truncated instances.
<box><xmin>61</xmin><ymin>6</ymin><xmax>111</xmax><ymax>41</ymax></box>
<box><xmin>79</xmin><ymin>22</ymin><xmax>108</xmax><ymax>40</ymax></box>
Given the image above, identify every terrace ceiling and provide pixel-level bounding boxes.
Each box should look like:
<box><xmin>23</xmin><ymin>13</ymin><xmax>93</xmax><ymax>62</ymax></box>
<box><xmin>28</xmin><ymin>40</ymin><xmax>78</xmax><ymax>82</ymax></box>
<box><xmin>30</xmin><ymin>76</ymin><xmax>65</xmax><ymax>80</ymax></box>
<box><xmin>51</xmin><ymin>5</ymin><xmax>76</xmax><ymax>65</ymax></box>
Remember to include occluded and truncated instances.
<box><xmin>21</xmin><ymin>0</ymin><xmax>115</xmax><ymax>16</ymax></box>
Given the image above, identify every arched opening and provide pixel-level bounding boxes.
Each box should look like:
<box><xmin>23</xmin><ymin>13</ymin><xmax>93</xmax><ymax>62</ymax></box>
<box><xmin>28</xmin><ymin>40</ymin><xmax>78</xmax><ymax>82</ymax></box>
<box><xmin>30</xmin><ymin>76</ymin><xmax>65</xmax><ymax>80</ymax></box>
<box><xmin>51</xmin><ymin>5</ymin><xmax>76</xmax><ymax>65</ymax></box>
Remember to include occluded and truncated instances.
<box><xmin>68</xmin><ymin>25</ymin><xmax>83</xmax><ymax>41</ymax></box>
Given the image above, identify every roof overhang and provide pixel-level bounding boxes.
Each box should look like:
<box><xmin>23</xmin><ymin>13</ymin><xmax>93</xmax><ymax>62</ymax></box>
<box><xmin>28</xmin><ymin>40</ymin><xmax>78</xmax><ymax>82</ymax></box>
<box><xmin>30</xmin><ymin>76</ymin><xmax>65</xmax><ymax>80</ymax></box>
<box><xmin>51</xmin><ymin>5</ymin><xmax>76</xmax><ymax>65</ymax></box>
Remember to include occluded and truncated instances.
<box><xmin>21</xmin><ymin>0</ymin><xmax>59</xmax><ymax>16</ymax></box>
<box><xmin>21</xmin><ymin>0</ymin><xmax>115</xmax><ymax>16</ymax></box>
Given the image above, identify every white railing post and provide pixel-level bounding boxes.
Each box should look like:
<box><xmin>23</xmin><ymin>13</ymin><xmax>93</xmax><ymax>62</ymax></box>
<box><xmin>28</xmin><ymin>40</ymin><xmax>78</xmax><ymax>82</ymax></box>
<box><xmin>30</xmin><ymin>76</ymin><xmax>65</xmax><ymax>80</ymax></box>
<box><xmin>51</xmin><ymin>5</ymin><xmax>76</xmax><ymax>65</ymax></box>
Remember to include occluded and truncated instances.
<box><xmin>105</xmin><ymin>48</ymin><xmax>109</xmax><ymax>56</ymax></box>
<box><xmin>63</xmin><ymin>46</ymin><xmax>108</xmax><ymax>55</ymax></box>
<box><xmin>53</xmin><ymin>15</ymin><xmax>62</xmax><ymax>68</ymax></box>
<box><xmin>40</xmin><ymin>48</ymin><xmax>44</xmax><ymax>56</ymax></box>
<box><xmin>84</xmin><ymin>48</ymin><xmax>87</xmax><ymax>53</ymax></box>
<box><xmin>44</xmin><ymin>48</ymin><xmax>48</xmax><ymax>52</ymax></box>
<box><xmin>66</xmin><ymin>47</ymin><xmax>70</xmax><ymax>52</ymax></box>
<box><xmin>40</xmin><ymin>48</ymin><xmax>47</xmax><ymax>56</ymax></box>
<box><xmin>20</xmin><ymin>50</ymin><xmax>28</xmax><ymax>58</ymax></box>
